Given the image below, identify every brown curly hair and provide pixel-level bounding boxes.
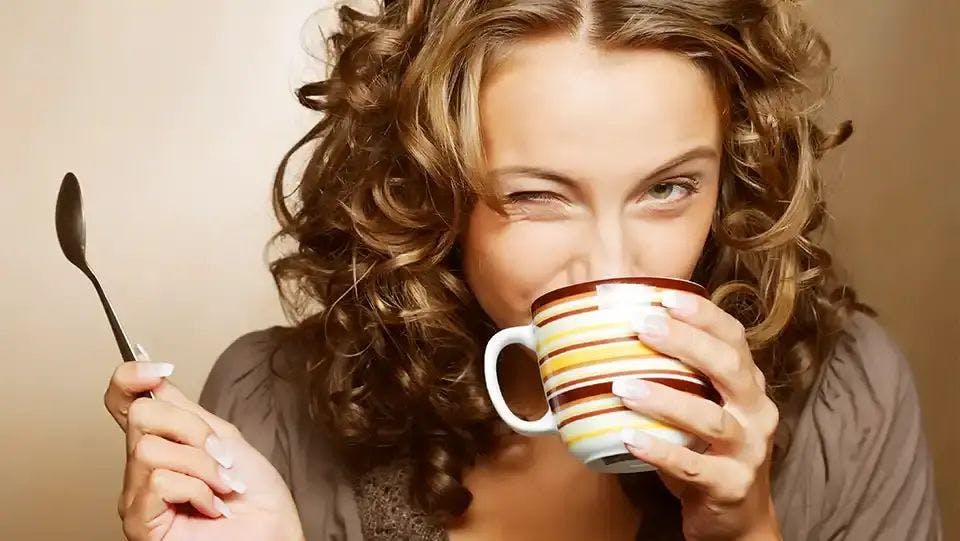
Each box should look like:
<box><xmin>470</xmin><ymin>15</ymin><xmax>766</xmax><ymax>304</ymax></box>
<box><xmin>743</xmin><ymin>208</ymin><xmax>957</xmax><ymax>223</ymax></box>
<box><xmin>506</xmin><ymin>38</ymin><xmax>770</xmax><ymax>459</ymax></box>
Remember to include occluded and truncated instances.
<box><xmin>269</xmin><ymin>0</ymin><xmax>868</xmax><ymax>521</ymax></box>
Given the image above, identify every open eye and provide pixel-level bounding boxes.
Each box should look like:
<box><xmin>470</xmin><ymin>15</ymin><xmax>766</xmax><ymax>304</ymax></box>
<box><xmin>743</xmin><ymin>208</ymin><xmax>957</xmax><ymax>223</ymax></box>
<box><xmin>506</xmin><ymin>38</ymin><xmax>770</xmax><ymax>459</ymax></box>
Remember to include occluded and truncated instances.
<box><xmin>642</xmin><ymin>178</ymin><xmax>700</xmax><ymax>203</ymax></box>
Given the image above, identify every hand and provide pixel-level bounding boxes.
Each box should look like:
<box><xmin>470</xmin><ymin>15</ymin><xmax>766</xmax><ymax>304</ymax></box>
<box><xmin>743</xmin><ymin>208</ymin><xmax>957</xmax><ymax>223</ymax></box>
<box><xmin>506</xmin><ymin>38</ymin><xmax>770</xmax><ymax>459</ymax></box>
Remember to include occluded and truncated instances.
<box><xmin>104</xmin><ymin>356</ymin><xmax>304</xmax><ymax>541</ymax></box>
<box><xmin>613</xmin><ymin>292</ymin><xmax>782</xmax><ymax>541</ymax></box>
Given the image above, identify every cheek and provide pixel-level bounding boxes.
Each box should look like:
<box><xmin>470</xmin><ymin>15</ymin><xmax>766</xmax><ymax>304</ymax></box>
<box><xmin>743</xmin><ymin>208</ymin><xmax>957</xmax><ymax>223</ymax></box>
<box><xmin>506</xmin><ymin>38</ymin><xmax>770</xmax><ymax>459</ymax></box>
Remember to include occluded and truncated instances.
<box><xmin>462</xmin><ymin>204</ymin><xmax>573</xmax><ymax>327</ymax></box>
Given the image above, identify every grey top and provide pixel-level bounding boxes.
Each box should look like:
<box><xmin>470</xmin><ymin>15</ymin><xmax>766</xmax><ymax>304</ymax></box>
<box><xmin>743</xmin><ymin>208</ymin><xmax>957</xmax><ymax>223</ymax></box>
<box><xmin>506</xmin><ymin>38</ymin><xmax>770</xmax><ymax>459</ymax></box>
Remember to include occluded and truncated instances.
<box><xmin>198</xmin><ymin>313</ymin><xmax>942</xmax><ymax>540</ymax></box>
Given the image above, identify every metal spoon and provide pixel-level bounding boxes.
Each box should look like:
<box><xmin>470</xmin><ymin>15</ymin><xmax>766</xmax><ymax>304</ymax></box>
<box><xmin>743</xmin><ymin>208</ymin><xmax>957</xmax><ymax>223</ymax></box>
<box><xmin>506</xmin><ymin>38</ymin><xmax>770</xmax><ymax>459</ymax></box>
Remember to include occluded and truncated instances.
<box><xmin>55</xmin><ymin>172</ymin><xmax>139</xmax><ymax>364</ymax></box>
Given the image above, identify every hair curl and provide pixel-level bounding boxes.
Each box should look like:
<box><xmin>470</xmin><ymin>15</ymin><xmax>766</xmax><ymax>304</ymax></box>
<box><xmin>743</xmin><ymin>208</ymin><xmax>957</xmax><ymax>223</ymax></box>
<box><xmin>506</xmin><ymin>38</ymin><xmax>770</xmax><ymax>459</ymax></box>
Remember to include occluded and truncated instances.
<box><xmin>269</xmin><ymin>0</ymin><xmax>869</xmax><ymax>521</ymax></box>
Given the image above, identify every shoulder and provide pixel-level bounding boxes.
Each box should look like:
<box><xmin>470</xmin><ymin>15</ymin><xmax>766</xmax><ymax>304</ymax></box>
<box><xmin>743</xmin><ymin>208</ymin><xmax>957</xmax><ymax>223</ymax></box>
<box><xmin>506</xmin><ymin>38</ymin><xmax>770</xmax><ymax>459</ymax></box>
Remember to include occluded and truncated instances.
<box><xmin>198</xmin><ymin>327</ymin><xmax>311</xmax><ymax>464</ymax></box>
<box><xmin>821</xmin><ymin>310</ymin><xmax>915</xmax><ymax>405</ymax></box>
<box><xmin>200</xmin><ymin>329</ymin><xmax>366</xmax><ymax>540</ymax></box>
<box><xmin>199</xmin><ymin>327</ymin><xmax>291</xmax><ymax>416</ymax></box>
<box><xmin>773</xmin><ymin>311</ymin><xmax>941</xmax><ymax>538</ymax></box>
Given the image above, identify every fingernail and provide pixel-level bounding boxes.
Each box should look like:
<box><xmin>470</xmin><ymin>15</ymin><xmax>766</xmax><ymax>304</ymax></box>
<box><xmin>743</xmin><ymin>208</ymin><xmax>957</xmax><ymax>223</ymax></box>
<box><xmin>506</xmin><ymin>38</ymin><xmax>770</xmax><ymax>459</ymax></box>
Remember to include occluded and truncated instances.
<box><xmin>206</xmin><ymin>436</ymin><xmax>234</xmax><ymax>469</ymax></box>
<box><xmin>661</xmin><ymin>290</ymin><xmax>698</xmax><ymax>316</ymax></box>
<box><xmin>134</xmin><ymin>362</ymin><xmax>175</xmax><ymax>378</ymax></box>
<box><xmin>213</xmin><ymin>496</ymin><xmax>233</xmax><ymax>518</ymax></box>
<box><xmin>633</xmin><ymin>313</ymin><xmax>669</xmax><ymax>338</ymax></box>
<box><xmin>621</xmin><ymin>428</ymin><xmax>651</xmax><ymax>451</ymax></box>
<box><xmin>612</xmin><ymin>379</ymin><xmax>649</xmax><ymax>400</ymax></box>
<box><xmin>219</xmin><ymin>466</ymin><xmax>247</xmax><ymax>494</ymax></box>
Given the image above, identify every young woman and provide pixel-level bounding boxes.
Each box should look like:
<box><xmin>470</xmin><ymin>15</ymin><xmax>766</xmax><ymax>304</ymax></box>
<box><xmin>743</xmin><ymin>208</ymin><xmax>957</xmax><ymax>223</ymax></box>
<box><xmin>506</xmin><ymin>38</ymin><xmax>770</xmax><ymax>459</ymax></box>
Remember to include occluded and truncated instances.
<box><xmin>103</xmin><ymin>1</ymin><xmax>941</xmax><ymax>539</ymax></box>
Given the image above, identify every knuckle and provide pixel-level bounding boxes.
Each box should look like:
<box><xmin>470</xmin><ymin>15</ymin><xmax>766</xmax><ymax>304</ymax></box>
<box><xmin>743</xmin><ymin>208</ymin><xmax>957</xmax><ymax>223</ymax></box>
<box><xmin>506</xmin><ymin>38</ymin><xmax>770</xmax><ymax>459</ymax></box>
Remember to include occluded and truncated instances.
<box><xmin>706</xmin><ymin>408</ymin><xmax>730</xmax><ymax>441</ymax></box>
<box><xmin>147</xmin><ymin>468</ymin><xmax>170</xmax><ymax>493</ymax></box>
<box><xmin>765</xmin><ymin>401</ymin><xmax>781</xmax><ymax>434</ymax></box>
<box><xmin>720</xmin><ymin>467</ymin><xmax>754</xmax><ymax>502</ymax></box>
<box><xmin>677</xmin><ymin>449</ymin><xmax>702</xmax><ymax>479</ymax></box>
<box><xmin>126</xmin><ymin>397</ymin><xmax>153</xmax><ymax>427</ymax></box>
<box><xmin>731</xmin><ymin>319</ymin><xmax>747</xmax><ymax>342</ymax></box>
<box><xmin>122</xmin><ymin>517</ymin><xmax>136</xmax><ymax>540</ymax></box>
<box><xmin>131</xmin><ymin>433</ymin><xmax>162</xmax><ymax>463</ymax></box>
<box><xmin>116</xmin><ymin>493</ymin><xmax>126</xmax><ymax>519</ymax></box>
<box><xmin>753</xmin><ymin>366</ymin><xmax>767</xmax><ymax>389</ymax></box>
<box><xmin>717</xmin><ymin>348</ymin><xmax>742</xmax><ymax>379</ymax></box>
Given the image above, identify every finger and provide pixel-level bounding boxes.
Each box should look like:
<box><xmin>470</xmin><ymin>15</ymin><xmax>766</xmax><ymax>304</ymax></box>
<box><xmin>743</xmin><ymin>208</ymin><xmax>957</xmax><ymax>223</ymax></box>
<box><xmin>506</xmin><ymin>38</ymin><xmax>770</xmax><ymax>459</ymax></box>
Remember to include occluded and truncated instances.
<box><xmin>125</xmin><ymin>397</ymin><xmax>234</xmax><ymax>467</ymax></box>
<box><xmin>633</xmin><ymin>315</ymin><xmax>762</xmax><ymax>405</ymax></box>
<box><xmin>658</xmin><ymin>290</ymin><xmax>748</xmax><ymax>348</ymax></box>
<box><xmin>104</xmin><ymin>362</ymin><xmax>175</xmax><ymax>429</ymax></box>
<box><xmin>612</xmin><ymin>378</ymin><xmax>744</xmax><ymax>452</ymax></box>
<box><xmin>621</xmin><ymin>429</ymin><xmax>755</xmax><ymax>503</ymax></box>
<box><xmin>124</xmin><ymin>469</ymin><xmax>231</xmax><ymax>538</ymax></box>
<box><xmin>126</xmin><ymin>433</ymin><xmax>246</xmax><ymax>498</ymax></box>
<box><xmin>150</xmin><ymin>381</ymin><xmax>239</xmax><ymax>438</ymax></box>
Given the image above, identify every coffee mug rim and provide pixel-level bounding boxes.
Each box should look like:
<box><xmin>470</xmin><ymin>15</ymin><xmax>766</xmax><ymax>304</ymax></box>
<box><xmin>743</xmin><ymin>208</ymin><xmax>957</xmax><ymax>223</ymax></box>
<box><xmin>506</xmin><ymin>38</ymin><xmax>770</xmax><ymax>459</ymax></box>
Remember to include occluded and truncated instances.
<box><xmin>531</xmin><ymin>276</ymin><xmax>708</xmax><ymax>312</ymax></box>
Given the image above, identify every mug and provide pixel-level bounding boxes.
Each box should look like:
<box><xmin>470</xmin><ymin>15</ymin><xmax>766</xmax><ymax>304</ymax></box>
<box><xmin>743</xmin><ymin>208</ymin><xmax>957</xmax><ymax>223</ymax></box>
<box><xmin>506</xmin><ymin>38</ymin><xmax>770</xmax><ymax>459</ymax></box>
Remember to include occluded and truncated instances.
<box><xmin>483</xmin><ymin>277</ymin><xmax>720</xmax><ymax>474</ymax></box>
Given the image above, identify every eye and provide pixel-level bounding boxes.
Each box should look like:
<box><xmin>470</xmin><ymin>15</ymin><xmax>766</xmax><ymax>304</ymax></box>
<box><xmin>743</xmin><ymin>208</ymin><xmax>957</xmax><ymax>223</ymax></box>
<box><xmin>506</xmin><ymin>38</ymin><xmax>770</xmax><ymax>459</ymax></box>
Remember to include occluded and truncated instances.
<box><xmin>504</xmin><ymin>191</ymin><xmax>566</xmax><ymax>204</ymax></box>
<box><xmin>642</xmin><ymin>178</ymin><xmax>700</xmax><ymax>203</ymax></box>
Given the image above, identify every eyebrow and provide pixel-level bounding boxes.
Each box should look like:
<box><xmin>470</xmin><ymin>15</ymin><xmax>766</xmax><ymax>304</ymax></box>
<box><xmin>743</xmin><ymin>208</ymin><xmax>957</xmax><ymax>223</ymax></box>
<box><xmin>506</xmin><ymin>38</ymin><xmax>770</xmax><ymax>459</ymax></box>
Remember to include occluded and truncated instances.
<box><xmin>490</xmin><ymin>145</ymin><xmax>719</xmax><ymax>187</ymax></box>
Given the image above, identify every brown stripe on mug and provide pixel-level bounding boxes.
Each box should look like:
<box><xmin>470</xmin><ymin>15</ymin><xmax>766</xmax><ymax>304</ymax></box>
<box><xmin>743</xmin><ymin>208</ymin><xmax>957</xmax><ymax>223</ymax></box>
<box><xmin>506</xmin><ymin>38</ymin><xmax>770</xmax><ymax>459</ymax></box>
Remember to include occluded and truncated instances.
<box><xmin>548</xmin><ymin>378</ymin><xmax>722</xmax><ymax>412</ymax></box>
<box><xmin>536</xmin><ymin>301</ymin><xmax>670</xmax><ymax>327</ymax></box>
<box><xmin>537</xmin><ymin>305</ymin><xmax>599</xmax><ymax>327</ymax></box>
<box><xmin>548</xmin><ymin>369</ymin><xmax>702</xmax><ymax>396</ymax></box>
<box><xmin>532</xmin><ymin>277</ymin><xmax>708</xmax><ymax>315</ymax></box>
<box><xmin>557</xmin><ymin>405</ymin><xmax>632</xmax><ymax>429</ymax></box>
<box><xmin>538</xmin><ymin>335</ymin><xmax>647</xmax><ymax>363</ymax></box>
<box><xmin>533</xmin><ymin>291</ymin><xmax>596</xmax><ymax>316</ymax></box>
<box><xmin>554</xmin><ymin>392</ymin><xmax>617</xmax><ymax>413</ymax></box>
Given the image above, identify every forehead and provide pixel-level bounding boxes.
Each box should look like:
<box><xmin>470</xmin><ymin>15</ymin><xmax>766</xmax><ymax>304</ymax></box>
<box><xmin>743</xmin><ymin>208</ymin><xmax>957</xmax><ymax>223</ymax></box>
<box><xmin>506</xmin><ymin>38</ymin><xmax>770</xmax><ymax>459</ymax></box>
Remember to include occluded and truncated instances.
<box><xmin>479</xmin><ymin>37</ymin><xmax>722</xmax><ymax>173</ymax></box>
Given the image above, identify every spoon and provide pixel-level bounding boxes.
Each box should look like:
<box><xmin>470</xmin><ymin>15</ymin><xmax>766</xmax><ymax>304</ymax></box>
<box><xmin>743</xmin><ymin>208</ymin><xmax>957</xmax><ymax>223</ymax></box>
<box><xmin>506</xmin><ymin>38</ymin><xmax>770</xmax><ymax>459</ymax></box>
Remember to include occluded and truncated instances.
<box><xmin>55</xmin><ymin>172</ymin><xmax>139</xmax><ymax>364</ymax></box>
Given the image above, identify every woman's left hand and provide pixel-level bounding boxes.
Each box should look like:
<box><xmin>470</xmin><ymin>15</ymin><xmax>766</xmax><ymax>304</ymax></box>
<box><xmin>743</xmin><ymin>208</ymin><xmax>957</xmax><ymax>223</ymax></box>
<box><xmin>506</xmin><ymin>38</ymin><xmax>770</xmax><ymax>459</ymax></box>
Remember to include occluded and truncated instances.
<box><xmin>612</xmin><ymin>291</ymin><xmax>782</xmax><ymax>541</ymax></box>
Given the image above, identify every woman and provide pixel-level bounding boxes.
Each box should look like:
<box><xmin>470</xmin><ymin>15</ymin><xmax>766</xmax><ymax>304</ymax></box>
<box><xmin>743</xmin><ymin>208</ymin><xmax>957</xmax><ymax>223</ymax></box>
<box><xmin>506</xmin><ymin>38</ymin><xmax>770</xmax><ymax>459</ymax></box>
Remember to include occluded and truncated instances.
<box><xmin>103</xmin><ymin>1</ymin><xmax>942</xmax><ymax>539</ymax></box>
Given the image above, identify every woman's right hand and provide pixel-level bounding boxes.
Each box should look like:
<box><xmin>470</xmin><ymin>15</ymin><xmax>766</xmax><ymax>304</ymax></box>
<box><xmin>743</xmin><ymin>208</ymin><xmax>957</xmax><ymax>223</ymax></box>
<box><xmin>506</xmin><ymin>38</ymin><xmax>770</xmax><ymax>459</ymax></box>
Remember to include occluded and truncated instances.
<box><xmin>104</xmin><ymin>359</ymin><xmax>304</xmax><ymax>541</ymax></box>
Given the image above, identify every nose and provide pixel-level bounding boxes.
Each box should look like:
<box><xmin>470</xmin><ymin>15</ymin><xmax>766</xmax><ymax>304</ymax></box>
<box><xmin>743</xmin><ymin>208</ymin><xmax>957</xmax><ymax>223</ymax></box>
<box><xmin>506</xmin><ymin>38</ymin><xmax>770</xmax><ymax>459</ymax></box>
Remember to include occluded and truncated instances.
<box><xmin>584</xmin><ymin>216</ymin><xmax>633</xmax><ymax>280</ymax></box>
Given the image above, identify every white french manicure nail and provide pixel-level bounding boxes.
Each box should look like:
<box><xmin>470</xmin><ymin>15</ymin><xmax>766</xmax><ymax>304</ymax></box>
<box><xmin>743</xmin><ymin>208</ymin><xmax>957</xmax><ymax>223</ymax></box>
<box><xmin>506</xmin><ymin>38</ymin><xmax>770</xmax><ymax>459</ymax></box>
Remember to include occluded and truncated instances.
<box><xmin>661</xmin><ymin>290</ymin><xmax>697</xmax><ymax>315</ymax></box>
<box><xmin>134</xmin><ymin>362</ymin><xmax>175</xmax><ymax>378</ymax></box>
<box><xmin>213</xmin><ymin>496</ymin><xmax>233</xmax><ymax>518</ymax></box>
<box><xmin>634</xmin><ymin>313</ymin><xmax>669</xmax><ymax>337</ymax></box>
<box><xmin>219</xmin><ymin>466</ymin><xmax>247</xmax><ymax>494</ymax></box>
<box><xmin>206</xmin><ymin>436</ymin><xmax>234</xmax><ymax>469</ymax></box>
<box><xmin>621</xmin><ymin>428</ymin><xmax>651</xmax><ymax>450</ymax></box>
<box><xmin>612</xmin><ymin>379</ymin><xmax>649</xmax><ymax>400</ymax></box>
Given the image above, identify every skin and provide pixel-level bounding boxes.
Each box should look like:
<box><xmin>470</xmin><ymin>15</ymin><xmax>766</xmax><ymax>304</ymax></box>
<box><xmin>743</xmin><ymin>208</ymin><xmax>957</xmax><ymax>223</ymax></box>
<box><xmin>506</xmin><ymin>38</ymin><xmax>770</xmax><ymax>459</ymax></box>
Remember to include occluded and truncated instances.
<box><xmin>459</xmin><ymin>37</ymin><xmax>781</xmax><ymax>540</ymax></box>
<box><xmin>101</xmin><ymin>36</ymin><xmax>779</xmax><ymax>541</ymax></box>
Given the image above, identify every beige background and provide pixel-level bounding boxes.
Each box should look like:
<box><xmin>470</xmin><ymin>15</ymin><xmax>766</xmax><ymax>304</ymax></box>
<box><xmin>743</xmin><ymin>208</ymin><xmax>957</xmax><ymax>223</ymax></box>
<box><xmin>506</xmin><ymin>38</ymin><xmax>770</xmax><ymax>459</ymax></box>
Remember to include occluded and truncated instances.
<box><xmin>1</xmin><ymin>1</ymin><xmax>956</xmax><ymax>539</ymax></box>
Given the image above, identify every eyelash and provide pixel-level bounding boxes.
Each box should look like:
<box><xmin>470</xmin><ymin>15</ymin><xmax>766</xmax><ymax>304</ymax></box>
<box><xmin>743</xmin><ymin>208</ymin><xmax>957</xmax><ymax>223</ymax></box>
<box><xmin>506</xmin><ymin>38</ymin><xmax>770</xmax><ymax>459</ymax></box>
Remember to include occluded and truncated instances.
<box><xmin>505</xmin><ymin>178</ymin><xmax>701</xmax><ymax>205</ymax></box>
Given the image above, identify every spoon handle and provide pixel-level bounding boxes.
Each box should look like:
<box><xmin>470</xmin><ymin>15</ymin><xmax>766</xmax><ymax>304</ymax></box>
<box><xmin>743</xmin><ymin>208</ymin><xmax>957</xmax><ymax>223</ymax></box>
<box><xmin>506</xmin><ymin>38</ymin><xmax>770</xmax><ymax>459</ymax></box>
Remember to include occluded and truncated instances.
<box><xmin>85</xmin><ymin>268</ymin><xmax>137</xmax><ymax>363</ymax></box>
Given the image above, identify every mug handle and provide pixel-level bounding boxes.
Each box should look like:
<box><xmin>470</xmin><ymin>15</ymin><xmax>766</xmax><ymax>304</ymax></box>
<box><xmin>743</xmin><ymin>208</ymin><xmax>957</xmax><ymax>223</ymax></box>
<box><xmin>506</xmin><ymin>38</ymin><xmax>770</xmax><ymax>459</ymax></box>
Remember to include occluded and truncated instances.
<box><xmin>484</xmin><ymin>325</ymin><xmax>558</xmax><ymax>436</ymax></box>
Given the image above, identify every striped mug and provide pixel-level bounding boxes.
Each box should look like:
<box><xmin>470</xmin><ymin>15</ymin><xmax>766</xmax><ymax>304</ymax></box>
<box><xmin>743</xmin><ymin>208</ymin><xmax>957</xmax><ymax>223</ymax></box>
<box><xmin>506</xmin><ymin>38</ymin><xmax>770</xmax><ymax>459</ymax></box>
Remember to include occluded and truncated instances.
<box><xmin>483</xmin><ymin>277</ymin><xmax>720</xmax><ymax>473</ymax></box>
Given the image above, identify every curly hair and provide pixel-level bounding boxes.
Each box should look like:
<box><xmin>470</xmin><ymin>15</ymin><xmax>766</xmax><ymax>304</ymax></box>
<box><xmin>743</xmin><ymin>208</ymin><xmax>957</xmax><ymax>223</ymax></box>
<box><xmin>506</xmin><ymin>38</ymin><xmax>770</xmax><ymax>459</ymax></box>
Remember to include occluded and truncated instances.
<box><xmin>269</xmin><ymin>0</ymin><xmax>868</xmax><ymax>522</ymax></box>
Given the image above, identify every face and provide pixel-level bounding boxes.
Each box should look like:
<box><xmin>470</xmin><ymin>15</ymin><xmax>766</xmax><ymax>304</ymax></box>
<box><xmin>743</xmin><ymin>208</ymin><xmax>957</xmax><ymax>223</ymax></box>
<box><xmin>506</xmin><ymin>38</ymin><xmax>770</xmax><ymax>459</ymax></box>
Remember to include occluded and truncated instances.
<box><xmin>462</xmin><ymin>36</ymin><xmax>722</xmax><ymax>329</ymax></box>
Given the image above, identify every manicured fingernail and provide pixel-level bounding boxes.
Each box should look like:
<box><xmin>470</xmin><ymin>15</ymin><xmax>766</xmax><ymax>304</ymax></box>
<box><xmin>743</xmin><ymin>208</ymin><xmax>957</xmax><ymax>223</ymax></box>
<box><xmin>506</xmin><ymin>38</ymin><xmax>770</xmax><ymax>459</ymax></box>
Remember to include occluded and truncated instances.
<box><xmin>612</xmin><ymin>379</ymin><xmax>649</xmax><ymax>400</ymax></box>
<box><xmin>219</xmin><ymin>466</ymin><xmax>247</xmax><ymax>494</ymax></box>
<box><xmin>621</xmin><ymin>428</ymin><xmax>652</xmax><ymax>451</ymax></box>
<box><xmin>206</xmin><ymin>436</ymin><xmax>234</xmax><ymax>469</ymax></box>
<box><xmin>213</xmin><ymin>496</ymin><xmax>232</xmax><ymax>518</ymax></box>
<box><xmin>633</xmin><ymin>313</ymin><xmax>669</xmax><ymax>338</ymax></box>
<box><xmin>661</xmin><ymin>290</ymin><xmax>697</xmax><ymax>316</ymax></box>
<box><xmin>134</xmin><ymin>362</ymin><xmax>175</xmax><ymax>378</ymax></box>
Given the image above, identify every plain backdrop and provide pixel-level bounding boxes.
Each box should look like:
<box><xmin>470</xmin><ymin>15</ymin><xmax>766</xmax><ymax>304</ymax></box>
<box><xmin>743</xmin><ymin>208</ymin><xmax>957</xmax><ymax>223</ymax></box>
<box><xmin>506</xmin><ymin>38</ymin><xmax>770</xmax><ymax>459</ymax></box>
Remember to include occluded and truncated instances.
<box><xmin>1</xmin><ymin>1</ymin><xmax>957</xmax><ymax>539</ymax></box>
